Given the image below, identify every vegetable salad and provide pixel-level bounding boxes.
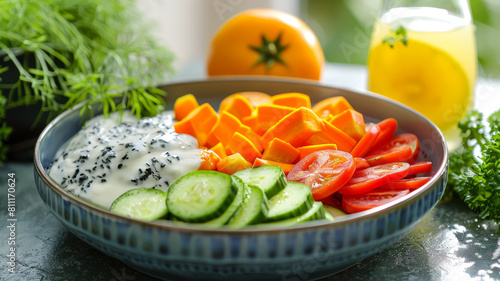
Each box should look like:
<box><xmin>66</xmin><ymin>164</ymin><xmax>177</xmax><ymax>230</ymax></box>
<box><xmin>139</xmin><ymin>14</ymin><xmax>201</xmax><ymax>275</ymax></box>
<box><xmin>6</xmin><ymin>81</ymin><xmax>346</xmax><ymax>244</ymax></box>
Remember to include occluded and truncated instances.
<box><xmin>109</xmin><ymin>92</ymin><xmax>435</xmax><ymax>228</ymax></box>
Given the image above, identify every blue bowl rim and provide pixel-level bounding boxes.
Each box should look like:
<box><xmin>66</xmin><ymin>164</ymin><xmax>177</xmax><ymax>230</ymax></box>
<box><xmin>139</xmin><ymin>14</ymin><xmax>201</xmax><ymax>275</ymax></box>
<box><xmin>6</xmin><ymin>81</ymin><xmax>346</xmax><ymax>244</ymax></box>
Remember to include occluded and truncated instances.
<box><xmin>33</xmin><ymin>76</ymin><xmax>449</xmax><ymax>234</ymax></box>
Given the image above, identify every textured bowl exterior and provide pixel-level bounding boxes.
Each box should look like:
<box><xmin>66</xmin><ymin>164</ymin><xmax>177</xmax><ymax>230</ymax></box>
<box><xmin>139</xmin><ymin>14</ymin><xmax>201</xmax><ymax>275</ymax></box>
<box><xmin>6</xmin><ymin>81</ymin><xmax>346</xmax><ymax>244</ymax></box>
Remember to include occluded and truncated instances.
<box><xmin>34</xmin><ymin>78</ymin><xmax>448</xmax><ymax>281</ymax></box>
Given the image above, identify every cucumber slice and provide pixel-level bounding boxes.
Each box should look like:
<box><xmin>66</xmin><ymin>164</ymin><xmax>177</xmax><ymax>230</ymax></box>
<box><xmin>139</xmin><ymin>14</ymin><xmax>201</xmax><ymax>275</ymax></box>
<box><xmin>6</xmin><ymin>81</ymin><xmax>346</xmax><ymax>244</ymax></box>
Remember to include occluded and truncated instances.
<box><xmin>323</xmin><ymin>204</ymin><xmax>348</xmax><ymax>218</ymax></box>
<box><xmin>233</xmin><ymin>165</ymin><xmax>287</xmax><ymax>198</ymax></box>
<box><xmin>324</xmin><ymin>207</ymin><xmax>335</xmax><ymax>222</ymax></box>
<box><xmin>110</xmin><ymin>187</ymin><xmax>168</xmax><ymax>221</ymax></box>
<box><xmin>167</xmin><ymin>170</ymin><xmax>235</xmax><ymax>222</ymax></box>
<box><xmin>227</xmin><ymin>183</ymin><xmax>269</xmax><ymax>228</ymax></box>
<box><xmin>203</xmin><ymin>176</ymin><xmax>245</xmax><ymax>227</ymax></box>
<box><xmin>258</xmin><ymin>202</ymin><xmax>326</xmax><ymax>228</ymax></box>
<box><xmin>266</xmin><ymin>181</ymin><xmax>314</xmax><ymax>221</ymax></box>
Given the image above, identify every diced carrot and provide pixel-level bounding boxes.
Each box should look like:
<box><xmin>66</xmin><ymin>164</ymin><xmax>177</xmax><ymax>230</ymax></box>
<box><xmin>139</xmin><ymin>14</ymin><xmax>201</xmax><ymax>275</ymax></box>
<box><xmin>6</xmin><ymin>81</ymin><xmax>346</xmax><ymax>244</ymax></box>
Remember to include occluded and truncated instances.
<box><xmin>172</xmin><ymin>117</ymin><xmax>195</xmax><ymax>136</ymax></box>
<box><xmin>242</xmin><ymin>112</ymin><xmax>258</xmax><ymax>132</ymax></box>
<box><xmin>323</xmin><ymin>114</ymin><xmax>333</xmax><ymax>123</ymax></box>
<box><xmin>305</xmin><ymin>120</ymin><xmax>357</xmax><ymax>152</ymax></box>
<box><xmin>328</xmin><ymin>109</ymin><xmax>366</xmax><ymax>141</ymax></box>
<box><xmin>255</xmin><ymin>104</ymin><xmax>295</xmax><ymax>135</ymax></box>
<box><xmin>217</xmin><ymin>153</ymin><xmax>252</xmax><ymax>175</ymax></box>
<box><xmin>312</xmin><ymin>96</ymin><xmax>353</xmax><ymax>119</ymax></box>
<box><xmin>252</xmin><ymin>158</ymin><xmax>295</xmax><ymax>175</ymax></box>
<box><xmin>219</xmin><ymin>94</ymin><xmax>235</xmax><ymax>113</ymax></box>
<box><xmin>225</xmin><ymin>132</ymin><xmax>263</xmax><ymax>163</ymax></box>
<box><xmin>236</xmin><ymin>125</ymin><xmax>264</xmax><ymax>152</ymax></box>
<box><xmin>262</xmin><ymin>138</ymin><xmax>300</xmax><ymax>164</ymax></box>
<box><xmin>219</xmin><ymin>91</ymin><xmax>271</xmax><ymax>112</ymax></box>
<box><xmin>204</xmin><ymin>130</ymin><xmax>220</xmax><ymax>148</ymax></box>
<box><xmin>296</xmin><ymin>144</ymin><xmax>338</xmax><ymax>161</ymax></box>
<box><xmin>173</xmin><ymin>103</ymin><xmax>219</xmax><ymax>146</ymax></box>
<box><xmin>211</xmin><ymin>111</ymin><xmax>242</xmax><ymax>146</ymax></box>
<box><xmin>209</xmin><ymin>142</ymin><xmax>227</xmax><ymax>159</ymax></box>
<box><xmin>198</xmin><ymin>150</ymin><xmax>221</xmax><ymax>171</ymax></box>
<box><xmin>173</xmin><ymin>94</ymin><xmax>199</xmax><ymax>121</ymax></box>
<box><xmin>271</xmin><ymin>92</ymin><xmax>311</xmax><ymax>108</ymax></box>
<box><xmin>238</xmin><ymin>91</ymin><xmax>272</xmax><ymax>108</ymax></box>
<box><xmin>220</xmin><ymin>94</ymin><xmax>254</xmax><ymax>120</ymax></box>
<box><xmin>261</xmin><ymin>107</ymin><xmax>322</xmax><ymax>147</ymax></box>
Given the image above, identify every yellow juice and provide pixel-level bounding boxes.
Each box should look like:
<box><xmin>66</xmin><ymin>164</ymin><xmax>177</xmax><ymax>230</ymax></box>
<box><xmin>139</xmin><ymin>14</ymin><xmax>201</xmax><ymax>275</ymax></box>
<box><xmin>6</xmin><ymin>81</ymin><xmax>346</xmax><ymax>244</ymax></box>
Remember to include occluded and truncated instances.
<box><xmin>367</xmin><ymin>7</ymin><xmax>477</xmax><ymax>149</ymax></box>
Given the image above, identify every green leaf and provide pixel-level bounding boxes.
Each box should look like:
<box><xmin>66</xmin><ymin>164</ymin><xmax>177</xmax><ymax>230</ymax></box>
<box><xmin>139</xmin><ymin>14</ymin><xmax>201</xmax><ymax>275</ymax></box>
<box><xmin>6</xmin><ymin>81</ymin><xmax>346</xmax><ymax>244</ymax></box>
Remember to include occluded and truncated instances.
<box><xmin>382</xmin><ymin>25</ymin><xmax>408</xmax><ymax>48</ymax></box>
<box><xmin>448</xmin><ymin>109</ymin><xmax>500</xmax><ymax>223</ymax></box>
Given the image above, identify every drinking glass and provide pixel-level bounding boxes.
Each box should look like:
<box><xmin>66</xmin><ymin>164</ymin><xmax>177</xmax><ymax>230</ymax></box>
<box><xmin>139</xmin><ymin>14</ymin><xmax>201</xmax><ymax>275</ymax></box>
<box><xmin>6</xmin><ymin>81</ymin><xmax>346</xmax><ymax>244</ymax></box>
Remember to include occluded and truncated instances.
<box><xmin>367</xmin><ymin>0</ymin><xmax>477</xmax><ymax>150</ymax></box>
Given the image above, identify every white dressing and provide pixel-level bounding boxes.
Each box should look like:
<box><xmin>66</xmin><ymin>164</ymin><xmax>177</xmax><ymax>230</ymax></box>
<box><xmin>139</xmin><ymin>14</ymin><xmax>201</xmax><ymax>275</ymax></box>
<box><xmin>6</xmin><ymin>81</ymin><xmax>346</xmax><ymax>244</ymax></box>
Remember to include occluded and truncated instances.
<box><xmin>49</xmin><ymin>111</ymin><xmax>202</xmax><ymax>209</ymax></box>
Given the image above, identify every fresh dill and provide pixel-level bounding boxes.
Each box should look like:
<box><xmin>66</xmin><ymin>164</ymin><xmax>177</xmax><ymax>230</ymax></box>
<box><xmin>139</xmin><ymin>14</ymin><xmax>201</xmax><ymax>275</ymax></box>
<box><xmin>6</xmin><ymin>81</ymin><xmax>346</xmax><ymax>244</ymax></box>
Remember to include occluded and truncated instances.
<box><xmin>0</xmin><ymin>0</ymin><xmax>175</xmax><ymax>163</ymax></box>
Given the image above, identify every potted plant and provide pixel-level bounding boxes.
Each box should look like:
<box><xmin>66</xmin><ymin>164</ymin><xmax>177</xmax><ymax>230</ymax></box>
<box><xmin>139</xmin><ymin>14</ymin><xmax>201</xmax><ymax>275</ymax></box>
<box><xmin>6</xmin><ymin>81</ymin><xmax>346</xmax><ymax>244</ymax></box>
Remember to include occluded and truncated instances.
<box><xmin>0</xmin><ymin>0</ymin><xmax>174</xmax><ymax>163</ymax></box>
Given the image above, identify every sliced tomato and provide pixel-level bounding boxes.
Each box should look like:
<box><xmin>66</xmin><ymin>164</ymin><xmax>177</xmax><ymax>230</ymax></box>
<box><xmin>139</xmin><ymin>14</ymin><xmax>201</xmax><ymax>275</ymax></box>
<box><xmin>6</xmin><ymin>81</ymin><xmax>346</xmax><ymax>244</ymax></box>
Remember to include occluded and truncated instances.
<box><xmin>320</xmin><ymin>192</ymin><xmax>343</xmax><ymax>209</ymax></box>
<box><xmin>354</xmin><ymin>157</ymin><xmax>370</xmax><ymax>170</ymax></box>
<box><xmin>366</xmin><ymin>133</ymin><xmax>420</xmax><ymax>165</ymax></box>
<box><xmin>408</xmin><ymin>161</ymin><xmax>433</xmax><ymax>175</ymax></box>
<box><xmin>342</xmin><ymin>189</ymin><xmax>410</xmax><ymax>213</ymax></box>
<box><xmin>365</xmin><ymin>146</ymin><xmax>412</xmax><ymax>166</ymax></box>
<box><xmin>379</xmin><ymin>177</ymin><xmax>431</xmax><ymax>190</ymax></box>
<box><xmin>337</xmin><ymin>162</ymin><xmax>410</xmax><ymax>195</ymax></box>
<box><xmin>287</xmin><ymin>149</ymin><xmax>355</xmax><ymax>200</ymax></box>
<box><xmin>368</xmin><ymin>118</ymin><xmax>398</xmax><ymax>152</ymax></box>
<box><xmin>350</xmin><ymin>124</ymin><xmax>381</xmax><ymax>157</ymax></box>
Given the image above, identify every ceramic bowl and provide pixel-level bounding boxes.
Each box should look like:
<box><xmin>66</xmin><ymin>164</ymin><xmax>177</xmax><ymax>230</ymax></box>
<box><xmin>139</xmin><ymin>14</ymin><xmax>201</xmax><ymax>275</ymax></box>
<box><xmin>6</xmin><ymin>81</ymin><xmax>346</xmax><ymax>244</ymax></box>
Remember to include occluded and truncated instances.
<box><xmin>34</xmin><ymin>78</ymin><xmax>448</xmax><ymax>281</ymax></box>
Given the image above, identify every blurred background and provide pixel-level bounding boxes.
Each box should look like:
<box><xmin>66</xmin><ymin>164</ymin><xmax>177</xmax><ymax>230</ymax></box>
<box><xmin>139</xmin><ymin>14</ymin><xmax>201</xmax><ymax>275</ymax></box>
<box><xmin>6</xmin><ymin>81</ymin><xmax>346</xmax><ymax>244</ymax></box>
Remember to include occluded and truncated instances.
<box><xmin>304</xmin><ymin>0</ymin><xmax>500</xmax><ymax>79</ymax></box>
<box><xmin>140</xmin><ymin>0</ymin><xmax>499</xmax><ymax>80</ymax></box>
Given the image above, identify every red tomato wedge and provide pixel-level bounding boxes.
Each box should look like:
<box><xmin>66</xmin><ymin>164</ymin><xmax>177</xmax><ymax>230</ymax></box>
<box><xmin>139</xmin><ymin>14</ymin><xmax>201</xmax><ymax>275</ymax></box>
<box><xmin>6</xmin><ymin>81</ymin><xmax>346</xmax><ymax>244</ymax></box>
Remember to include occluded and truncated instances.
<box><xmin>365</xmin><ymin>133</ymin><xmax>420</xmax><ymax>165</ymax></box>
<box><xmin>350</xmin><ymin>124</ymin><xmax>381</xmax><ymax>157</ymax></box>
<box><xmin>368</xmin><ymin>118</ymin><xmax>398</xmax><ymax>152</ymax></box>
<box><xmin>342</xmin><ymin>189</ymin><xmax>410</xmax><ymax>213</ymax></box>
<box><xmin>287</xmin><ymin>149</ymin><xmax>356</xmax><ymax>200</ymax></box>
<box><xmin>320</xmin><ymin>192</ymin><xmax>343</xmax><ymax>209</ymax></box>
<box><xmin>354</xmin><ymin>157</ymin><xmax>370</xmax><ymax>170</ymax></box>
<box><xmin>337</xmin><ymin>162</ymin><xmax>410</xmax><ymax>195</ymax></box>
<box><xmin>408</xmin><ymin>161</ymin><xmax>433</xmax><ymax>175</ymax></box>
<box><xmin>365</xmin><ymin>146</ymin><xmax>413</xmax><ymax>166</ymax></box>
<box><xmin>379</xmin><ymin>177</ymin><xmax>431</xmax><ymax>190</ymax></box>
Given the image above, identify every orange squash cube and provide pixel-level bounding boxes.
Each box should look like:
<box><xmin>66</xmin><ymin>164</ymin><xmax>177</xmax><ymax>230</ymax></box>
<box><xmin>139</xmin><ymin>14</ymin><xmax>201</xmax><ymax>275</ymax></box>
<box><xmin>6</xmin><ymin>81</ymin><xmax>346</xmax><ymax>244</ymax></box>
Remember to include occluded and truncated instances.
<box><xmin>173</xmin><ymin>94</ymin><xmax>199</xmax><ymax>121</ymax></box>
<box><xmin>173</xmin><ymin>103</ymin><xmax>219</xmax><ymax>146</ymax></box>
<box><xmin>255</xmin><ymin>104</ymin><xmax>295</xmax><ymax>136</ymax></box>
<box><xmin>328</xmin><ymin>109</ymin><xmax>366</xmax><ymax>141</ymax></box>
<box><xmin>261</xmin><ymin>107</ymin><xmax>322</xmax><ymax>147</ymax></box>
<box><xmin>220</xmin><ymin>94</ymin><xmax>254</xmax><ymax>121</ymax></box>
<box><xmin>262</xmin><ymin>138</ymin><xmax>300</xmax><ymax>164</ymax></box>
<box><xmin>252</xmin><ymin>158</ymin><xmax>295</xmax><ymax>175</ymax></box>
<box><xmin>312</xmin><ymin>96</ymin><xmax>353</xmax><ymax>119</ymax></box>
<box><xmin>271</xmin><ymin>92</ymin><xmax>311</xmax><ymax>109</ymax></box>
<box><xmin>217</xmin><ymin>153</ymin><xmax>252</xmax><ymax>175</ymax></box>
<box><xmin>305</xmin><ymin>120</ymin><xmax>357</xmax><ymax>152</ymax></box>
<box><xmin>225</xmin><ymin>132</ymin><xmax>262</xmax><ymax>163</ymax></box>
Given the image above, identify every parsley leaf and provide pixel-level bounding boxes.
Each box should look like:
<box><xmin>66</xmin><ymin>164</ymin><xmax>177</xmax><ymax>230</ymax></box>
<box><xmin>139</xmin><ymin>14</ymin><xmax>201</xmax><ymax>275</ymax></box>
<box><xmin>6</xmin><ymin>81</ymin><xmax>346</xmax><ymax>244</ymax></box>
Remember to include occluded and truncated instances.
<box><xmin>448</xmin><ymin>109</ymin><xmax>500</xmax><ymax>223</ymax></box>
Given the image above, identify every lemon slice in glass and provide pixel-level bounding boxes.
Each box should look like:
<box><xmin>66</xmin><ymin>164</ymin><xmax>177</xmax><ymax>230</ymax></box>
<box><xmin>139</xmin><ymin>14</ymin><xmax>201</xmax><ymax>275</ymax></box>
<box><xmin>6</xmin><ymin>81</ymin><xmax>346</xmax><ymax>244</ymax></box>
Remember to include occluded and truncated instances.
<box><xmin>367</xmin><ymin>39</ymin><xmax>471</xmax><ymax>131</ymax></box>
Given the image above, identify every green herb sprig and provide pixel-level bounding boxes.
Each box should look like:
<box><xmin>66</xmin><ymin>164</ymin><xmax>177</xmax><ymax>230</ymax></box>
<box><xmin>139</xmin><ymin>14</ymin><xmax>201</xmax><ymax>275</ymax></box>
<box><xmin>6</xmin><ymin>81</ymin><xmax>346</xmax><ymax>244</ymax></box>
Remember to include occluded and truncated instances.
<box><xmin>0</xmin><ymin>0</ymin><xmax>174</xmax><ymax>163</ymax></box>
<box><xmin>448</xmin><ymin>109</ymin><xmax>500</xmax><ymax>223</ymax></box>
<box><xmin>382</xmin><ymin>26</ymin><xmax>408</xmax><ymax>48</ymax></box>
